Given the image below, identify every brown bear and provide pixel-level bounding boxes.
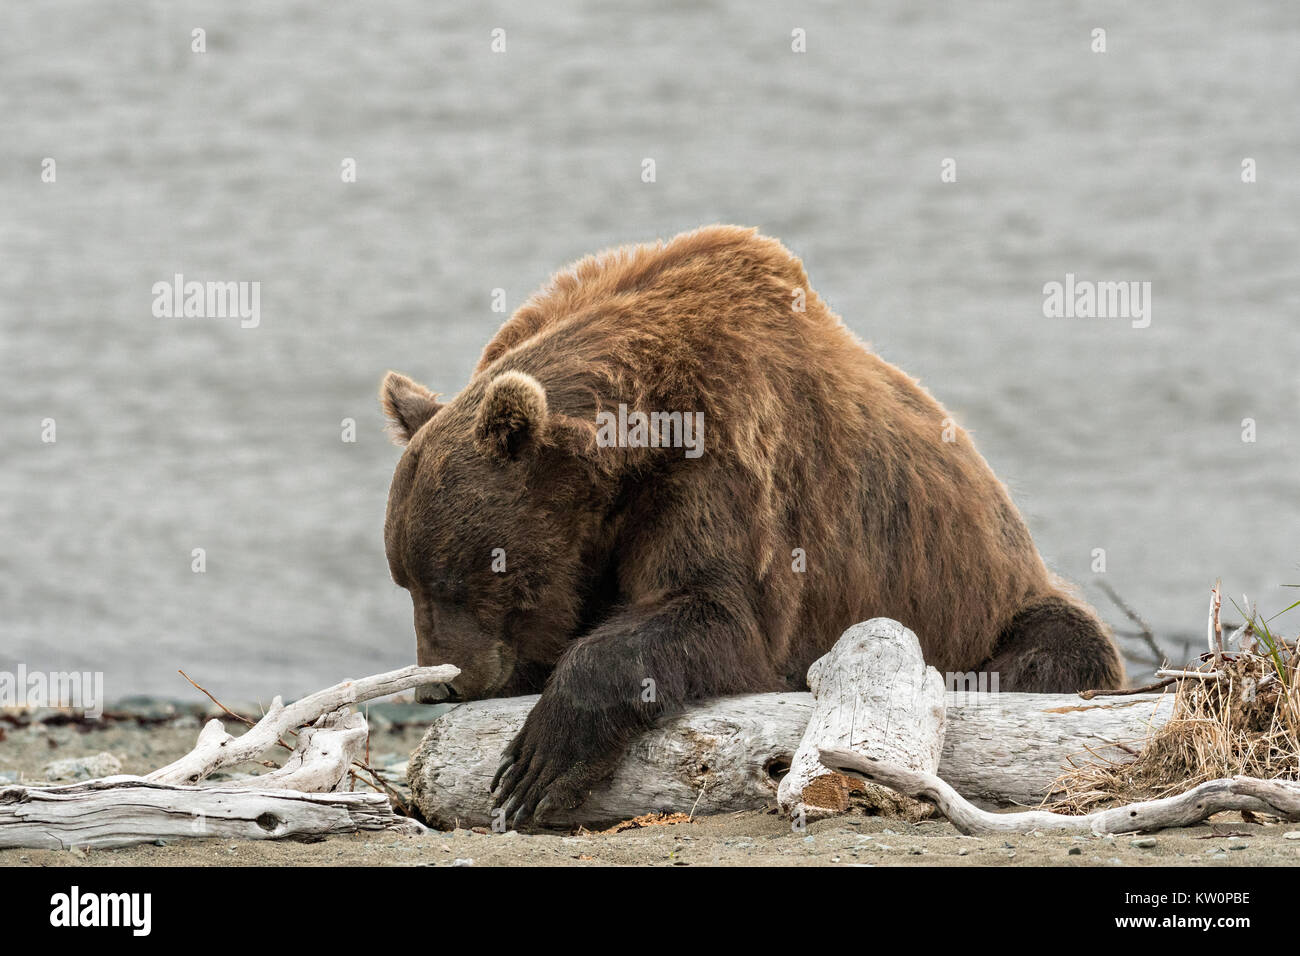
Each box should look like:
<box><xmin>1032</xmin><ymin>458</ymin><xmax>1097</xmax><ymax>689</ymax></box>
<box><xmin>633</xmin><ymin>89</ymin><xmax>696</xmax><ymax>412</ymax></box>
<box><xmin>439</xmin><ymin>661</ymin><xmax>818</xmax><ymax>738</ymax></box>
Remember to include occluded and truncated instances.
<box><xmin>379</xmin><ymin>225</ymin><xmax>1123</xmax><ymax>827</ymax></box>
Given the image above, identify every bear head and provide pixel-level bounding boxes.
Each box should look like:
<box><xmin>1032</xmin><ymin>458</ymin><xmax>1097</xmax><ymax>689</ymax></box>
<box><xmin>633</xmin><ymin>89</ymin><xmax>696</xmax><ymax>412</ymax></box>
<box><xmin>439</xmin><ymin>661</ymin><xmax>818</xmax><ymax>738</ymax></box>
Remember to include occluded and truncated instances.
<box><xmin>378</xmin><ymin>368</ymin><xmax>607</xmax><ymax>703</ymax></box>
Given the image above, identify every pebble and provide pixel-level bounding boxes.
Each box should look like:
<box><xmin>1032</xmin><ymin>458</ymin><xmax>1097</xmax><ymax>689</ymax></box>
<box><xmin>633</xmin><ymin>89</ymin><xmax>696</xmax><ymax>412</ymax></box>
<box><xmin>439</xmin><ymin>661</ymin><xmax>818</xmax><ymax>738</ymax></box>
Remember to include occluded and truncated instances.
<box><xmin>451</xmin><ymin>858</ymin><xmax>474</xmax><ymax>867</ymax></box>
<box><xmin>1283</xmin><ymin>832</ymin><xmax>1300</xmax><ymax>840</ymax></box>
<box><xmin>1068</xmin><ymin>847</ymin><xmax>1082</xmax><ymax>855</ymax></box>
<box><xmin>1228</xmin><ymin>841</ymin><xmax>1249</xmax><ymax>851</ymax></box>
<box><xmin>1130</xmin><ymin>838</ymin><xmax>1157</xmax><ymax>849</ymax></box>
<box><xmin>957</xmin><ymin>848</ymin><xmax>970</xmax><ymax>856</ymax></box>
<box><xmin>41</xmin><ymin>752</ymin><xmax>122</xmax><ymax>781</ymax></box>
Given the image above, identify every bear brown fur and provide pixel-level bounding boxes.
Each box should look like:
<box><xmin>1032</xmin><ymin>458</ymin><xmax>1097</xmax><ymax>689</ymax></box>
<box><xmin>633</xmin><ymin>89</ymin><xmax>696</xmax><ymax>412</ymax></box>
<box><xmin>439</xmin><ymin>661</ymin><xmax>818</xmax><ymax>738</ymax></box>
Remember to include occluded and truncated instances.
<box><xmin>379</xmin><ymin>225</ymin><xmax>1123</xmax><ymax>827</ymax></box>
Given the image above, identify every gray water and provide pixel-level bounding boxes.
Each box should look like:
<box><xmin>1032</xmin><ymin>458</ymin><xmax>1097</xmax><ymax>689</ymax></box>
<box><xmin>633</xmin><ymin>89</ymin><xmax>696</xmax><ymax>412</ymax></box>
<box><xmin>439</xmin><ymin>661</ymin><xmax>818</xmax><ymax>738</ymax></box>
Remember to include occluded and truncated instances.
<box><xmin>2</xmin><ymin>1</ymin><xmax>1297</xmax><ymax>701</ymax></box>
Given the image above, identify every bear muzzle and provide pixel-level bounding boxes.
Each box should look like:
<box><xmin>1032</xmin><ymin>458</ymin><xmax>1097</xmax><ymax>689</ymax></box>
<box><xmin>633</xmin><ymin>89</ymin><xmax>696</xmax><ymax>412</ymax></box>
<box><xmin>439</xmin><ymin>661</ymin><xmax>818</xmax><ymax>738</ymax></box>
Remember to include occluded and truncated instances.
<box><xmin>415</xmin><ymin>681</ymin><xmax>462</xmax><ymax>704</ymax></box>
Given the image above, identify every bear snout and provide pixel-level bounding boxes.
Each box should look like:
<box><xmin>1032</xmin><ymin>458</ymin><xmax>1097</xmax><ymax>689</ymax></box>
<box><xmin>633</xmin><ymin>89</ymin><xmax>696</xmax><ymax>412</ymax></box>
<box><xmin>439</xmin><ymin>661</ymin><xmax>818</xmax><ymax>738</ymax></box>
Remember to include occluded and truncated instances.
<box><xmin>415</xmin><ymin>682</ymin><xmax>461</xmax><ymax>704</ymax></box>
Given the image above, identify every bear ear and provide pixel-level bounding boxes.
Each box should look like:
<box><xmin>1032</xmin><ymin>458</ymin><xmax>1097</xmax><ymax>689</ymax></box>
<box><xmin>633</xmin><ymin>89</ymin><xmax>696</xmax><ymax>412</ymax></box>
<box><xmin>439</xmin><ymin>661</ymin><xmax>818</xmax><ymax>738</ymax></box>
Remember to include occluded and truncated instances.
<box><xmin>379</xmin><ymin>371</ymin><xmax>443</xmax><ymax>445</ymax></box>
<box><xmin>476</xmin><ymin>370</ymin><xmax>548</xmax><ymax>460</ymax></box>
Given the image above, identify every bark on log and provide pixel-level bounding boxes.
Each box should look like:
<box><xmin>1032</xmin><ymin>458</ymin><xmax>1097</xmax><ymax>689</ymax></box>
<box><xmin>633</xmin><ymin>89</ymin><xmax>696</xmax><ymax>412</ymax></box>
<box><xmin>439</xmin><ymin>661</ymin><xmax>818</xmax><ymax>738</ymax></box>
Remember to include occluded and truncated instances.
<box><xmin>817</xmin><ymin>748</ymin><xmax>1300</xmax><ymax>835</ymax></box>
<box><xmin>0</xmin><ymin>779</ymin><xmax>422</xmax><ymax>850</ymax></box>
<box><xmin>409</xmin><ymin>689</ymin><xmax>1174</xmax><ymax>829</ymax></box>
<box><xmin>777</xmin><ymin>619</ymin><xmax>945</xmax><ymax>820</ymax></box>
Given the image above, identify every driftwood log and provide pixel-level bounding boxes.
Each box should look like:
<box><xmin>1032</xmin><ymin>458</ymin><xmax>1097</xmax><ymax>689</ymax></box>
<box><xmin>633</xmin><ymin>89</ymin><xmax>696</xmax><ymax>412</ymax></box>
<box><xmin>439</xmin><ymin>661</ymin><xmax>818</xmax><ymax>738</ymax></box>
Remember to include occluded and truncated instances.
<box><xmin>409</xmin><ymin>687</ymin><xmax>1174</xmax><ymax>829</ymax></box>
<box><xmin>0</xmin><ymin>664</ymin><xmax>458</xmax><ymax>850</ymax></box>
<box><xmin>0</xmin><ymin>779</ymin><xmax>422</xmax><ymax>850</ymax></box>
<box><xmin>777</xmin><ymin>619</ymin><xmax>945</xmax><ymax>820</ymax></box>
<box><xmin>818</xmin><ymin>748</ymin><xmax>1300</xmax><ymax>835</ymax></box>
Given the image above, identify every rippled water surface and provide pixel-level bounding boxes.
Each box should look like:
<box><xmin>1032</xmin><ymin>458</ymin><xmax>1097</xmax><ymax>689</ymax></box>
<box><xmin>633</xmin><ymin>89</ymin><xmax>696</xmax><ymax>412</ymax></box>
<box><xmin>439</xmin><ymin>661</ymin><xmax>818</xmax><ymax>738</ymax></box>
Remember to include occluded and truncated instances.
<box><xmin>2</xmin><ymin>1</ymin><xmax>1297</xmax><ymax>698</ymax></box>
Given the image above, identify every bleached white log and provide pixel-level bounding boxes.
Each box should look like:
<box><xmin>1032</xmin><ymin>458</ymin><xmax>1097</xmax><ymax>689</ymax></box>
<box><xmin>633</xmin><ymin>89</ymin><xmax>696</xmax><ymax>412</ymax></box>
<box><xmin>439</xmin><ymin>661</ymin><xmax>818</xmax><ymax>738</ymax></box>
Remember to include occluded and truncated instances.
<box><xmin>147</xmin><ymin>664</ymin><xmax>459</xmax><ymax>786</ymax></box>
<box><xmin>777</xmin><ymin>619</ymin><xmax>945</xmax><ymax>820</ymax></box>
<box><xmin>409</xmin><ymin>693</ymin><xmax>812</xmax><ymax>830</ymax></box>
<box><xmin>409</xmin><ymin>688</ymin><xmax>1174</xmax><ymax>829</ymax></box>
<box><xmin>939</xmin><ymin>687</ymin><xmax>1174</xmax><ymax>807</ymax></box>
<box><xmin>817</xmin><ymin>748</ymin><xmax>1300</xmax><ymax>835</ymax></box>
<box><xmin>0</xmin><ymin>778</ymin><xmax>423</xmax><ymax>850</ymax></box>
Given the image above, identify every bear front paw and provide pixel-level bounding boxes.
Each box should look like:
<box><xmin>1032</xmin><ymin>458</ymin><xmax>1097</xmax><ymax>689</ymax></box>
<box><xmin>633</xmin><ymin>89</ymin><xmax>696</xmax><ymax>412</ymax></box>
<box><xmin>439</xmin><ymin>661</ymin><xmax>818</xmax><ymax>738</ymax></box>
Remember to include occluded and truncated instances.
<box><xmin>490</xmin><ymin>706</ymin><xmax>615</xmax><ymax>830</ymax></box>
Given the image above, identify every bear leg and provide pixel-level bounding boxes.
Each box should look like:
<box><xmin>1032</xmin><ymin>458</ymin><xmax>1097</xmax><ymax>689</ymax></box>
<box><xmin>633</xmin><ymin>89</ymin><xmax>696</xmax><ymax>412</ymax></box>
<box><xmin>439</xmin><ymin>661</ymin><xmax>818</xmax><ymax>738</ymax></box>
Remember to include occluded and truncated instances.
<box><xmin>491</xmin><ymin>593</ymin><xmax>777</xmax><ymax>828</ymax></box>
<box><xmin>978</xmin><ymin>595</ymin><xmax>1125</xmax><ymax>693</ymax></box>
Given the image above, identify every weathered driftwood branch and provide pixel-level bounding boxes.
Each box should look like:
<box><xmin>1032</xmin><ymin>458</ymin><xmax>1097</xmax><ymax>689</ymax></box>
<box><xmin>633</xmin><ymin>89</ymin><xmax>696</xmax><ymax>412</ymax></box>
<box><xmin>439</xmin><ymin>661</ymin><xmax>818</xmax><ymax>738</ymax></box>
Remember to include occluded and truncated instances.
<box><xmin>147</xmin><ymin>664</ymin><xmax>458</xmax><ymax>786</ymax></box>
<box><xmin>226</xmin><ymin>709</ymin><xmax>367</xmax><ymax>792</ymax></box>
<box><xmin>0</xmin><ymin>778</ymin><xmax>421</xmax><ymax>850</ymax></box>
<box><xmin>777</xmin><ymin>619</ymin><xmax>945</xmax><ymax>820</ymax></box>
<box><xmin>409</xmin><ymin>688</ymin><xmax>1174</xmax><ymax>829</ymax></box>
<box><xmin>1208</xmin><ymin>579</ymin><xmax>1224</xmax><ymax>667</ymax></box>
<box><xmin>1154</xmin><ymin>667</ymin><xmax>1220</xmax><ymax>680</ymax></box>
<box><xmin>818</xmin><ymin>747</ymin><xmax>1300</xmax><ymax>835</ymax></box>
<box><xmin>0</xmin><ymin>665</ymin><xmax>459</xmax><ymax>849</ymax></box>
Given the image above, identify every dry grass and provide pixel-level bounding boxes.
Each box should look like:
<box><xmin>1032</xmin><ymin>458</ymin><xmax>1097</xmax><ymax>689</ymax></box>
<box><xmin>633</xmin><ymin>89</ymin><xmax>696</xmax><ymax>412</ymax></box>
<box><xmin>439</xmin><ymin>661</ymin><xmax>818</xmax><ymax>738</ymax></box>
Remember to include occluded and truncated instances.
<box><xmin>1051</xmin><ymin>644</ymin><xmax>1300</xmax><ymax>814</ymax></box>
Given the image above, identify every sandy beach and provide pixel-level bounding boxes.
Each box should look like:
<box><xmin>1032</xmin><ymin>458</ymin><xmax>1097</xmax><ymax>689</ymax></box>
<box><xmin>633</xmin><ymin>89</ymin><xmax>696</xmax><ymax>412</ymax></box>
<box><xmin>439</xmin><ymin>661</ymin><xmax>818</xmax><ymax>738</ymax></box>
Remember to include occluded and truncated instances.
<box><xmin>4</xmin><ymin>705</ymin><xmax>1298</xmax><ymax>868</ymax></box>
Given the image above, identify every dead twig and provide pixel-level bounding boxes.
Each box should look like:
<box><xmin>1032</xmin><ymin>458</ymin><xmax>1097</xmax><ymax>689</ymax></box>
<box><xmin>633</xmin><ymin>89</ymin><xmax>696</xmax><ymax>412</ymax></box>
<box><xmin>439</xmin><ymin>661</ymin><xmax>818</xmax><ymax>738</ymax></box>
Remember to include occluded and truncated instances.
<box><xmin>1155</xmin><ymin>668</ymin><xmax>1221</xmax><ymax>680</ymax></box>
<box><xmin>1080</xmin><ymin>677</ymin><xmax>1178</xmax><ymax>700</ymax></box>
<box><xmin>177</xmin><ymin>668</ymin><xmax>295</xmax><ymax>755</ymax></box>
<box><xmin>1098</xmin><ymin>581</ymin><xmax>1166</xmax><ymax>667</ymax></box>
<box><xmin>349</xmin><ymin>763</ymin><xmax>413</xmax><ymax>817</ymax></box>
<box><xmin>177</xmin><ymin>668</ymin><xmax>255</xmax><ymax>726</ymax></box>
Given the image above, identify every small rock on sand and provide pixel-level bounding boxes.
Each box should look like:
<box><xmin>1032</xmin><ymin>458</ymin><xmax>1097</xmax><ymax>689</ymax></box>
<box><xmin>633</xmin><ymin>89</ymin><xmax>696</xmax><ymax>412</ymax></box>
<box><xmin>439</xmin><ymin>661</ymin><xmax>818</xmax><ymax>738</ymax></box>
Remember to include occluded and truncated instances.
<box><xmin>41</xmin><ymin>752</ymin><xmax>122</xmax><ymax>781</ymax></box>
